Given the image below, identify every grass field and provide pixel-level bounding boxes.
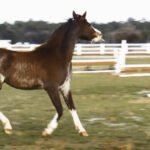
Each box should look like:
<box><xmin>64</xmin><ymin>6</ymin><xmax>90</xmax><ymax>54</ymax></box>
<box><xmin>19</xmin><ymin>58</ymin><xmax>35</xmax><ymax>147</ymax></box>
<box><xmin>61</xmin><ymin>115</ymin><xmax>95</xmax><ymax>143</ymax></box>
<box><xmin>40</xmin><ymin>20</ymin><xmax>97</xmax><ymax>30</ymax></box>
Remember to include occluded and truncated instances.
<box><xmin>1</xmin><ymin>73</ymin><xmax>150</xmax><ymax>149</ymax></box>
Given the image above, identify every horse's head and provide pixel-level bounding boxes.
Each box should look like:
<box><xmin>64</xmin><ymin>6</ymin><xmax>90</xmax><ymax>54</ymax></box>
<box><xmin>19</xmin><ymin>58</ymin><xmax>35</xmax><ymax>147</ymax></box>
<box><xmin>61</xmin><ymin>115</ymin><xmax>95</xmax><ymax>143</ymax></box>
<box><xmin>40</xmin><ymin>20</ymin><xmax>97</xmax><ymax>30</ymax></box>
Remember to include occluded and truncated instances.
<box><xmin>73</xmin><ymin>11</ymin><xmax>104</xmax><ymax>43</ymax></box>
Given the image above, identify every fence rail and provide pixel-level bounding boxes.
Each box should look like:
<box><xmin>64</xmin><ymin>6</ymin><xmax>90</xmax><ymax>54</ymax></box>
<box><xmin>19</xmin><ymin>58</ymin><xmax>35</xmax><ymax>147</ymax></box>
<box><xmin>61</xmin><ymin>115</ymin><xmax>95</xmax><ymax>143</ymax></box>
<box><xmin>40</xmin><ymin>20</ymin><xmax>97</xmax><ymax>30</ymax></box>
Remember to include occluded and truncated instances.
<box><xmin>74</xmin><ymin>40</ymin><xmax>150</xmax><ymax>76</ymax></box>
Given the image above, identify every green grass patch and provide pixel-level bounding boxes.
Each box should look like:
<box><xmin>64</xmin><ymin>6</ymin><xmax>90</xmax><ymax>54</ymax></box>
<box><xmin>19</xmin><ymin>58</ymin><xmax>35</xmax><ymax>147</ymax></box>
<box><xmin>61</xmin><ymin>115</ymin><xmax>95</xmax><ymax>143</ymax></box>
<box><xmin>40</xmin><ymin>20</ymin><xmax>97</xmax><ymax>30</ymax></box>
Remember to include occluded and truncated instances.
<box><xmin>126</xmin><ymin>57</ymin><xmax>150</xmax><ymax>64</ymax></box>
<box><xmin>0</xmin><ymin>74</ymin><xmax>150</xmax><ymax>149</ymax></box>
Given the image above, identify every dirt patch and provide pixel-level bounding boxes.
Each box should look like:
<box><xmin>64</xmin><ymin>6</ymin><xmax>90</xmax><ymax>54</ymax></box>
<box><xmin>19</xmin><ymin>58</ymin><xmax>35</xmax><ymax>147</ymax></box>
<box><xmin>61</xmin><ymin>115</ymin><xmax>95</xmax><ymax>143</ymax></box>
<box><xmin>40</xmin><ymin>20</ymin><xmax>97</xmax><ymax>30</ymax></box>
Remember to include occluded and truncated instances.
<box><xmin>129</xmin><ymin>98</ymin><xmax>150</xmax><ymax>104</ymax></box>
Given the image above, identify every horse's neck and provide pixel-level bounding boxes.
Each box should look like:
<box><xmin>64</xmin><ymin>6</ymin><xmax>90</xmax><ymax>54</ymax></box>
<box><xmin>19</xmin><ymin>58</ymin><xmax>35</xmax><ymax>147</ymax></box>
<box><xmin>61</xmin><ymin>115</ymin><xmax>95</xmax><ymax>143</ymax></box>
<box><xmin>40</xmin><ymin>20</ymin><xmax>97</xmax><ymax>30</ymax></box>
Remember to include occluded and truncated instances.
<box><xmin>61</xmin><ymin>24</ymin><xmax>78</xmax><ymax>61</ymax></box>
<box><xmin>45</xmin><ymin>22</ymin><xmax>78</xmax><ymax>62</ymax></box>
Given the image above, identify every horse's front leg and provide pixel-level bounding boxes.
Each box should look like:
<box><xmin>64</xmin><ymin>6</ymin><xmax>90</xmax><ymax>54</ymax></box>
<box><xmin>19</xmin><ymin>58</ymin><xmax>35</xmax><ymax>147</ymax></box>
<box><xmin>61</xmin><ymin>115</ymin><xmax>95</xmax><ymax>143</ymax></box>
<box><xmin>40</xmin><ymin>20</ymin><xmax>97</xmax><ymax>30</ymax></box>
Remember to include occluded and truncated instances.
<box><xmin>42</xmin><ymin>87</ymin><xmax>63</xmax><ymax>136</ymax></box>
<box><xmin>0</xmin><ymin>74</ymin><xmax>12</xmax><ymax>135</ymax></box>
<box><xmin>60</xmin><ymin>78</ymin><xmax>88</xmax><ymax>136</ymax></box>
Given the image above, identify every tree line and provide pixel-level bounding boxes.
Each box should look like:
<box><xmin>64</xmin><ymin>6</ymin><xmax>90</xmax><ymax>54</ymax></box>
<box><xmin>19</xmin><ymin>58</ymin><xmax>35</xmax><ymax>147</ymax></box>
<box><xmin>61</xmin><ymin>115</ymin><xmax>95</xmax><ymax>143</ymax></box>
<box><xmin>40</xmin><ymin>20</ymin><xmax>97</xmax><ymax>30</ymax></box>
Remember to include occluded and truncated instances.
<box><xmin>0</xmin><ymin>18</ymin><xmax>150</xmax><ymax>44</ymax></box>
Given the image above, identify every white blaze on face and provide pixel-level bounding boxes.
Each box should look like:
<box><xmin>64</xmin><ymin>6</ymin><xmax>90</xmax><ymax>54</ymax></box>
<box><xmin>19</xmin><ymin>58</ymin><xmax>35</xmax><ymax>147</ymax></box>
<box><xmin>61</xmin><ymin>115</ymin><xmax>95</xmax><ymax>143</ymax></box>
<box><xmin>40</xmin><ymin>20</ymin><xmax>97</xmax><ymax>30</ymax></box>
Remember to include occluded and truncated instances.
<box><xmin>91</xmin><ymin>26</ymin><xmax>104</xmax><ymax>43</ymax></box>
<box><xmin>93</xmin><ymin>27</ymin><xmax>102</xmax><ymax>34</ymax></box>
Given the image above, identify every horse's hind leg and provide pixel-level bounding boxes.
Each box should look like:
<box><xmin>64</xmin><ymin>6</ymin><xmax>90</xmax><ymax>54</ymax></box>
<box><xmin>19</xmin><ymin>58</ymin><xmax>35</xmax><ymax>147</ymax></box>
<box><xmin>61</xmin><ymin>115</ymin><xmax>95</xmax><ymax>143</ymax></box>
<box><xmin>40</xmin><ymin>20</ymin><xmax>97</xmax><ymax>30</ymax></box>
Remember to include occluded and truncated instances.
<box><xmin>42</xmin><ymin>87</ymin><xmax>63</xmax><ymax>136</ymax></box>
<box><xmin>60</xmin><ymin>78</ymin><xmax>88</xmax><ymax>136</ymax></box>
<box><xmin>0</xmin><ymin>112</ymin><xmax>12</xmax><ymax>135</ymax></box>
<box><xmin>0</xmin><ymin>74</ymin><xmax>12</xmax><ymax>135</ymax></box>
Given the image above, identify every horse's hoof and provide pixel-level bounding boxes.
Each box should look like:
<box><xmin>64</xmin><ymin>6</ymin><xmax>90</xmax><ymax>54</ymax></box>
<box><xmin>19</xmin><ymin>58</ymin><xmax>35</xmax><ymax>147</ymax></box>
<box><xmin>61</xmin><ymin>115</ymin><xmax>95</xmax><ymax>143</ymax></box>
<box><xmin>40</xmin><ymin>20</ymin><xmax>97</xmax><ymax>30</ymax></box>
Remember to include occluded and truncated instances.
<box><xmin>80</xmin><ymin>131</ymin><xmax>88</xmax><ymax>137</ymax></box>
<box><xmin>5</xmin><ymin>129</ymin><xmax>12</xmax><ymax>135</ymax></box>
<box><xmin>42</xmin><ymin>131</ymin><xmax>49</xmax><ymax>137</ymax></box>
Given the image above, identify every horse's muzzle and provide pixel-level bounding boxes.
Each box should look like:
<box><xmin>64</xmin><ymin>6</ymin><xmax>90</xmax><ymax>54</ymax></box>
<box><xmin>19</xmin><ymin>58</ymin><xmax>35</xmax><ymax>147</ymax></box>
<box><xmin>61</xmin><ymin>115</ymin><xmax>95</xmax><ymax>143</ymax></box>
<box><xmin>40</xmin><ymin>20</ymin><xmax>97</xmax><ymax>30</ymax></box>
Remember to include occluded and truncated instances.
<box><xmin>91</xmin><ymin>27</ymin><xmax>104</xmax><ymax>43</ymax></box>
<box><xmin>92</xmin><ymin>35</ymin><xmax>104</xmax><ymax>43</ymax></box>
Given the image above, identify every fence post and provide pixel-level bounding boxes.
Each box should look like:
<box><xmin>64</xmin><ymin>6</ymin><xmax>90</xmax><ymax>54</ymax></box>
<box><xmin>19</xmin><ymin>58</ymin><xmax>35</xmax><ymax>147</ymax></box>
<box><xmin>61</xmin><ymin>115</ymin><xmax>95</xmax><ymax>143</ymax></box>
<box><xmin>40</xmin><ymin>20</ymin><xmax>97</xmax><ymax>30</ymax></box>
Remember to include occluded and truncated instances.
<box><xmin>121</xmin><ymin>40</ymin><xmax>127</xmax><ymax>68</ymax></box>
<box><xmin>146</xmin><ymin>43</ymin><xmax>150</xmax><ymax>53</ymax></box>
<box><xmin>114</xmin><ymin>40</ymin><xmax>127</xmax><ymax>74</ymax></box>
<box><xmin>76</xmin><ymin>44</ymin><xmax>82</xmax><ymax>55</ymax></box>
<box><xmin>100</xmin><ymin>43</ymin><xmax>105</xmax><ymax>54</ymax></box>
<box><xmin>0</xmin><ymin>40</ymin><xmax>11</xmax><ymax>49</ymax></box>
<box><xmin>114</xmin><ymin>49</ymin><xmax>121</xmax><ymax>74</ymax></box>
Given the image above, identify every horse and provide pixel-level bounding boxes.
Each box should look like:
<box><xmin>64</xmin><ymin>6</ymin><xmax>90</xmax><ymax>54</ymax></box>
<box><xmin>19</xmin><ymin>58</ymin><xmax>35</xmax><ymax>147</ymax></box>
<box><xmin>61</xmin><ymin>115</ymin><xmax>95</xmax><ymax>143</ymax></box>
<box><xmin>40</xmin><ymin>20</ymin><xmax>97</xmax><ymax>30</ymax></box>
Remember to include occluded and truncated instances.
<box><xmin>0</xmin><ymin>11</ymin><xmax>104</xmax><ymax>137</ymax></box>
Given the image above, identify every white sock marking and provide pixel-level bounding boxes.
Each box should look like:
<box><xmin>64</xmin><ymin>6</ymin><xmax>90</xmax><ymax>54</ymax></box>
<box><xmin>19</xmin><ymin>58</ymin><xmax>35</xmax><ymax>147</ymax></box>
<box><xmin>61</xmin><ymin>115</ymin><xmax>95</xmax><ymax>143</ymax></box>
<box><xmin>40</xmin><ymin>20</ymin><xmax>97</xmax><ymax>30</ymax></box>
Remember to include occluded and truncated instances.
<box><xmin>70</xmin><ymin>109</ymin><xmax>86</xmax><ymax>133</ymax></box>
<box><xmin>44</xmin><ymin>113</ymin><xmax>58</xmax><ymax>135</ymax></box>
<box><xmin>0</xmin><ymin>112</ymin><xmax>12</xmax><ymax>131</ymax></box>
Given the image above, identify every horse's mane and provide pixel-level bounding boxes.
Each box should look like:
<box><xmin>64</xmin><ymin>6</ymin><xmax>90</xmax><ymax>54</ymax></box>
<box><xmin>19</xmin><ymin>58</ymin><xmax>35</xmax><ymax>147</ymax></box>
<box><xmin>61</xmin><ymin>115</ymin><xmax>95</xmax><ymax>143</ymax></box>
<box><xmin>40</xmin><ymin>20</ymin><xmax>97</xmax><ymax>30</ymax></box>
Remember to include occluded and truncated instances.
<box><xmin>47</xmin><ymin>19</ymin><xmax>73</xmax><ymax>44</ymax></box>
<box><xmin>35</xmin><ymin>19</ymin><xmax>74</xmax><ymax>52</ymax></box>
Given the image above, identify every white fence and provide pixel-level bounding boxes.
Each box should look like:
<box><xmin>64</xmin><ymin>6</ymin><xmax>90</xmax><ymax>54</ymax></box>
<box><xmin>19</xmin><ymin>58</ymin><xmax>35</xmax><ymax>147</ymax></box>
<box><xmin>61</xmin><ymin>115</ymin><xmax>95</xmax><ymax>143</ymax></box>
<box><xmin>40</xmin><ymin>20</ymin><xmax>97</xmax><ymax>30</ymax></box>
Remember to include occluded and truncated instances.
<box><xmin>74</xmin><ymin>41</ymin><xmax>150</xmax><ymax>56</ymax></box>
<box><xmin>1</xmin><ymin>40</ymin><xmax>150</xmax><ymax>77</ymax></box>
<box><xmin>73</xmin><ymin>40</ymin><xmax>150</xmax><ymax>76</ymax></box>
<box><xmin>0</xmin><ymin>40</ymin><xmax>39</xmax><ymax>51</ymax></box>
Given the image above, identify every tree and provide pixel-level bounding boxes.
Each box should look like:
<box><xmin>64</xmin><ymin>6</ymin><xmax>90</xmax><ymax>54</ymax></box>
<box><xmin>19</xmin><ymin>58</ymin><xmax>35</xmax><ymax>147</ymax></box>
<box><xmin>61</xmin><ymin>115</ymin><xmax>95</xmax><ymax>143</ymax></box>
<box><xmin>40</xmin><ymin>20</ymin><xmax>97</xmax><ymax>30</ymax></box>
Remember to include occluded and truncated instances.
<box><xmin>110</xmin><ymin>23</ymin><xmax>142</xmax><ymax>43</ymax></box>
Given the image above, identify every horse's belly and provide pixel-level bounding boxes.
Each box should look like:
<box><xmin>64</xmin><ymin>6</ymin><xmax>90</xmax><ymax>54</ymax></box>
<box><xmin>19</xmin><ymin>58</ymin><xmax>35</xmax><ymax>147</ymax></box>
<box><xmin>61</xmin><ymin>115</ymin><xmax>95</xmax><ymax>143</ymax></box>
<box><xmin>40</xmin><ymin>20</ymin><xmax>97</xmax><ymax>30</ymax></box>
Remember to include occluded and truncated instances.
<box><xmin>5</xmin><ymin>77</ymin><xmax>44</xmax><ymax>90</ymax></box>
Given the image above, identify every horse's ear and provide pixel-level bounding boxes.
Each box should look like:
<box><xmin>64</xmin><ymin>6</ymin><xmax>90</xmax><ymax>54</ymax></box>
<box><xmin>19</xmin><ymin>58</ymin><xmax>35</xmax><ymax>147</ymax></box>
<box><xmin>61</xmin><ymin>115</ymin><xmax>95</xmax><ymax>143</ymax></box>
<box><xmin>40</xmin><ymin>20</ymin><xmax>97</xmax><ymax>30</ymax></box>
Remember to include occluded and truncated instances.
<box><xmin>73</xmin><ymin>11</ymin><xmax>78</xmax><ymax>19</ymax></box>
<box><xmin>81</xmin><ymin>11</ymin><xmax>87</xmax><ymax>20</ymax></box>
